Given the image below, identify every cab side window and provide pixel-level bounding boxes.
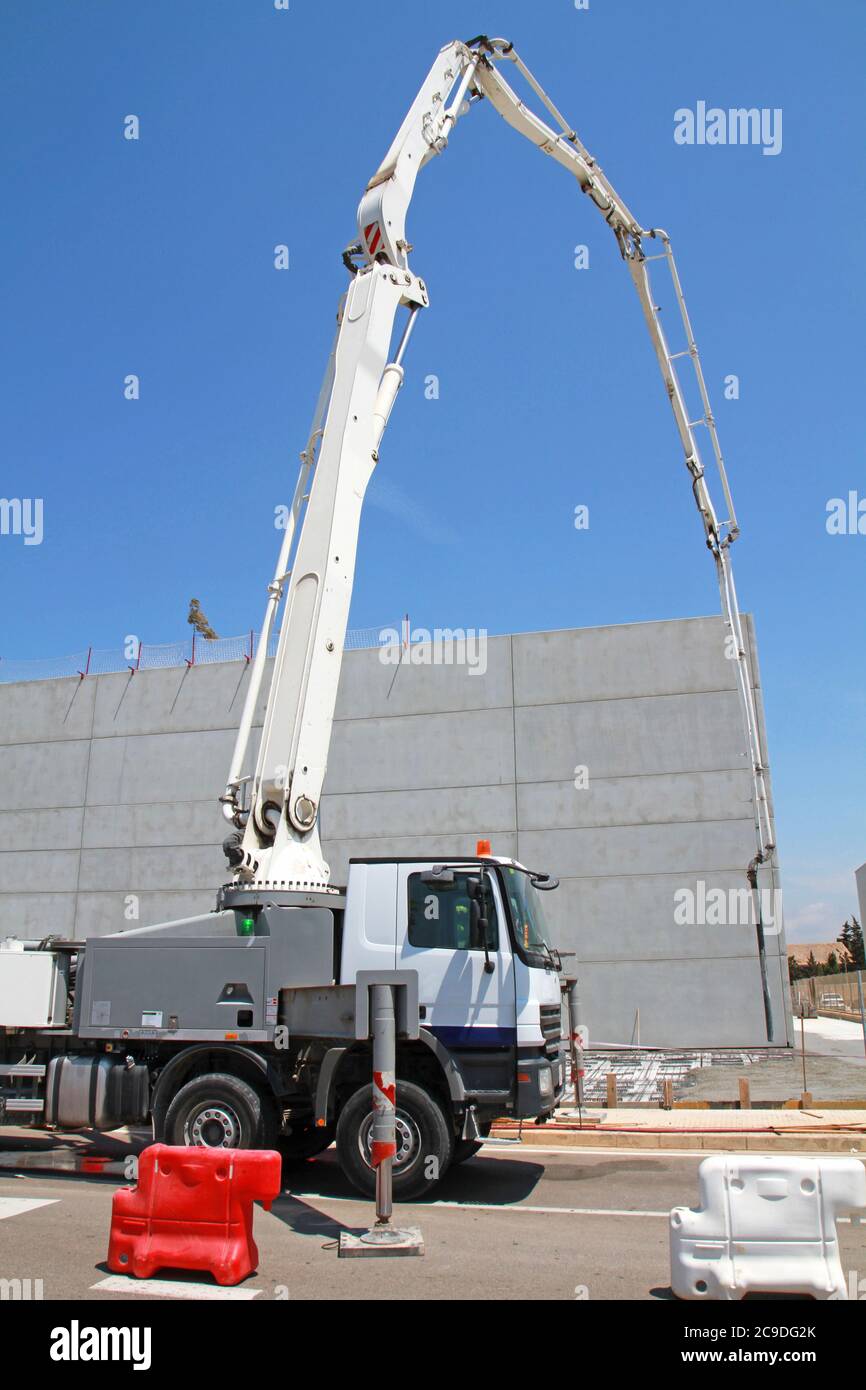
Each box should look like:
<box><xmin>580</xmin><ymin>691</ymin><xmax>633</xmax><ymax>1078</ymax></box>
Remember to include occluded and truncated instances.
<box><xmin>407</xmin><ymin>872</ymin><xmax>499</xmax><ymax>951</ymax></box>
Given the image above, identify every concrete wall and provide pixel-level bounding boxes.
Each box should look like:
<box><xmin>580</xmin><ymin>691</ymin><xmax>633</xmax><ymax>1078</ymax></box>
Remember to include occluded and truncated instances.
<box><xmin>0</xmin><ymin>616</ymin><xmax>791</xmax><ymax>1047</ymax></box>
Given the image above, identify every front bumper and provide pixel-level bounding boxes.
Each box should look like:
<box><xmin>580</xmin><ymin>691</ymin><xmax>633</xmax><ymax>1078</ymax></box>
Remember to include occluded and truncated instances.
<box><xmin>514</xmin><ymin>1049</ymin><xmax>565</xmax><ymax>1118</ymax></box>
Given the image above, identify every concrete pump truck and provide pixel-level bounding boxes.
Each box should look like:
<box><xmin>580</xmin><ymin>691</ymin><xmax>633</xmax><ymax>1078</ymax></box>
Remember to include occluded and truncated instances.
<box><xmin>0</xmin><ymin>37</ymin><xmax>773</xmax><ymax>1198</ymax></box>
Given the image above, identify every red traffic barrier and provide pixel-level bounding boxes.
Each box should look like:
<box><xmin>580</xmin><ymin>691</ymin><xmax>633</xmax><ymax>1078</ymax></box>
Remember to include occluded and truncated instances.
<box><xmin>108</xmin><ymin>1144</ymin><xmax>281</xmax><ymax>1286</ymax></box>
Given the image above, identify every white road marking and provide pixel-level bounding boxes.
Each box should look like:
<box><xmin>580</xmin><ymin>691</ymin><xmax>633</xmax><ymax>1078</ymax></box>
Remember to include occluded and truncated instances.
<box><xmin>431</xmin><ymin>1200</ymin><xmax>669</xmax><ymax>1217</ymax></box>
<box><xmin>91</xmin><ymin>1276</ymin><xmax>262</xmax><ymax>1301</ymax></box>
<box><xmin>0</xmin><ymin>1197</ymin><xmax>58</xmax><ymax>1220</ymax></box>
<box><xmin>285</xmin><ymin>1191</ymin><xmax>669</xmax><ymax>1218</ymax></box>
<box><xmin>287</xmin><ymin>1192</ymin><xmax>863</xmax><ymax>1223</ymax></box>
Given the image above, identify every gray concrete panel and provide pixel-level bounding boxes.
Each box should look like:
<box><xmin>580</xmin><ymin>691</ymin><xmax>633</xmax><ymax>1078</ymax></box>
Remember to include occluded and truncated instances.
<box><xmin>0</xmin><ymin>807</ymin><xmax>83</xmax><ymax>853</ymax></box>
<box><xmin>512</xmin><ymin>617</ymin><xmax>737</xmax><ymax>706</ymax></box>
<box><xmin>82</xmin><ymin>801</ymin><xmax>222</xmax><ymax>850</ymax></box>
<box><xmin>3</xmin><ymin>739</ymin><xmax>91</xmax><ymax>810</ymax></box>
<box><xmin>579</xmin><ymin>954</ymin><xmax>789</xmax><ymax>1049</ymax></box>
<box><xmin>516</xmin><ymin>769</ymin><xmax>754</xmax><ymax>832</ymax></box>
<box><xmin>0</xmin><ymin>675</ymin><xmax>95</xmax><ymax>744</ymax></box>
<box><xmin>333</xmin><ymin>636</ymin><xmax>513</xmax><ymax>720</ymax></box>
<box><xmin>548</xmin><ymin>873</ymin><xmax>787</xmax><ymax>963</ymax></box>
<box><xmin>519</xmin><ymin>819</ymin><xmax>756</xmax><ymax>879</ymax></box>
<box><xmin>85</xmin><ymin>730</ymin><xmax>234</xmax><ymax>805</ymax></box>
<box><xmin>320</xmin><ymin>783</ymin><xmax>515</xmax><ymax>842</ymax></box>
<box><xmin>326</xmin><ymin>707</ymin><xmax>516</xmax><ymax>794</ymax></box>
<box><xmin>515</xmin><ymin>690</ymin><xmax>753</xmax><ymax>783</ymax></box>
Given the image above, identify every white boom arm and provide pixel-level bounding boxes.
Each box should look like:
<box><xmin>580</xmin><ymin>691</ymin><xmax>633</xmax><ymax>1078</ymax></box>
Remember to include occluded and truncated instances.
<box><xmin>222</xmin><ymin>35</ymin><xmax>774</xmax><ymax>896</ymax></box>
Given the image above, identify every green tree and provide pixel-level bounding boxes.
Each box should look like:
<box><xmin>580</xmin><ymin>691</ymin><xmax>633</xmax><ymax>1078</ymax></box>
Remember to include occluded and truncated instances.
<box><xmin>187</xmin><ymin>598</ymin><xmax>218</xmax><ymax>640</ymax></box>
<box><xmin>837</xmin><ymin>916</ymin><xmax>865</xmax><ymax>970</ymax></box>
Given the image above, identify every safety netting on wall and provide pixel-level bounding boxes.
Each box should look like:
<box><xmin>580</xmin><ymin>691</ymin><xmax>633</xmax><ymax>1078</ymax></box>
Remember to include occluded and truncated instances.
<box><xmin>0</xmin><ymin>624</ymin><xmax>399</xmax><ymax>684</ymax></box>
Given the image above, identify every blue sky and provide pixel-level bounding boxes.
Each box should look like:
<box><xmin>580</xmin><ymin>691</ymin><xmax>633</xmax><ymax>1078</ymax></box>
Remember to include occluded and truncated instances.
<box><xmin>1</xmin><ymin>0</ymin><xmax>864</xmax><ymax>940</ymax></box>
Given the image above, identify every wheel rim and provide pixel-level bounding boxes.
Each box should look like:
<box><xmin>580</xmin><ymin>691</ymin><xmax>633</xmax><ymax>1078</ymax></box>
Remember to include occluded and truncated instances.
<box><xmin>184</xmin><ymin>1103</ymin><xmax>242</xmax><ymax>1148</ymax></box>
<box><xmin>357</xmin><ymin>1108</ymin><xmax>420</xmax><ymax>1172</ymax></box>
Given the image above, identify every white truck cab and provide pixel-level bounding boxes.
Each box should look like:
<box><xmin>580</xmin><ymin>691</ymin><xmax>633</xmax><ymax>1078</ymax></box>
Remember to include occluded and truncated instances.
<box><xmin>342</xmin><ymin>854</ymin><xmax>565</xmax><ymax>1118</ymax></box>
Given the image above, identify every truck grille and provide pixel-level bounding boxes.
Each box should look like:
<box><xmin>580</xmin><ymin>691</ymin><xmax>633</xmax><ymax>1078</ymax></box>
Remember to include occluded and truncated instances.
<box><xmin>539</xmin><ymin>1003</ymin><xmax>562</xmax><ymax>1060</ymax></box>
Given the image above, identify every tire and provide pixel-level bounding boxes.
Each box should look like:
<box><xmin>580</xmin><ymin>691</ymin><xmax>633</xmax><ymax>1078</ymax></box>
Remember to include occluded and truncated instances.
<box><xmin>277</xmin><ymin>1123</ymin><xmax>335</xmax><ymax>1167</ymax></box>
<box><xmin>452</xmin><ymin>1139</ymin><xmax>483</xmax><ymax>1164</ymax></box>
<box><xmin>335</xmin><ymin>1080</ymin><xmax>454</xmax><ymax>1201</ymax></box>
<box><xmin>452</xmin><ymin>1121</ymin><xmax>492</xmax><ymax>1166</ymax></box>
<box><xmin>163</xmin><ymin>1071</ymin><xmax>277</xmax><ymax>1150</ymax></box>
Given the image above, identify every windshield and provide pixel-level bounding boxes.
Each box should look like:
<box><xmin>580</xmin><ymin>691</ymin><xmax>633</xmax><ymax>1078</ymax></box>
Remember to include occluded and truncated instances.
<box><xmin>502</xmin><ymin>867</ymin><xmax>557</xmax><ymax>963</ymax></box>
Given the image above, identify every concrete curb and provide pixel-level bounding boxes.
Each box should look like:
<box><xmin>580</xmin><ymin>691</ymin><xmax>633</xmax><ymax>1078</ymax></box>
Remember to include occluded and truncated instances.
<box><xmin>0</xmin><ymin>1148</ymin><xmax>128</xmax><ymax>1176</ymax></box>
<box><xmin>491</xmin><ymin>1127</ymin><xmax>866</xmax><ymax>1153</ymax></box>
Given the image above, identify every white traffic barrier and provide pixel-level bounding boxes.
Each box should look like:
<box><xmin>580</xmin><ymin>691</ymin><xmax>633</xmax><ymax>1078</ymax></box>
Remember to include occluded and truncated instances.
<box><xmin>670</xmin><ymin>1154</ymin><xmax>866</xmax><ymax>1300</ymax></box>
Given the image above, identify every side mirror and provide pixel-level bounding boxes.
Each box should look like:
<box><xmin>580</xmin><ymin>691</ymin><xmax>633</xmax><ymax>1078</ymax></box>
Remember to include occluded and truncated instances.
<box><xmin>531</xmin><ymin>874</ymin><xmax>559</xmax><ymax>892</ymax></box>
<box><xmin>466</xmin><ymin>876</ymin><xmax>495</xmax><ymax>973</ymax></box>
<box><xmin>420</xmin><ymin>866</ymin><xmax>456</xmax><ymax>888</ymax></box>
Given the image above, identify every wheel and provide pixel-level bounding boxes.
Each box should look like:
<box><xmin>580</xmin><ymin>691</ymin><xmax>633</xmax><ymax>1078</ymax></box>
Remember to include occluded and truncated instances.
<box><xmin>452</xmin><ymin>1121</ymin><xmax>492</xmax><ymax>1166</ymax></box>
<box><xmin>163</xmin><ymin>1072</ymin><xmax>277</xmax><ymax>1150</ymax></box>
<box><xmin>335</xmin><ymin>1080</ymin><xmax>454</xmax><ymax>1201</ymax></box>
<box><xmin>277</xmin><ymin>1123</ymin><xmax>335</xmax><ymax>1167</ymax></box>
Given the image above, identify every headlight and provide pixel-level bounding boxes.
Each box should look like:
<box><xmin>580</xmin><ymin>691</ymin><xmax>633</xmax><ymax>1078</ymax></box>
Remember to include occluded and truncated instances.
<box><xmin>539</xmin><ymin>1064</ymin><xmax>553</xmax><ymax>1097</ymax></box>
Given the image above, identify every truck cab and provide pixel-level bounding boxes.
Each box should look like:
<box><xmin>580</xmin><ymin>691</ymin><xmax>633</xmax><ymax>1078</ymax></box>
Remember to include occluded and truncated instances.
<box><xmin>341</xmin><ymin>854</ymin><xmax>565</xmax><ymax>1123</ymax></box>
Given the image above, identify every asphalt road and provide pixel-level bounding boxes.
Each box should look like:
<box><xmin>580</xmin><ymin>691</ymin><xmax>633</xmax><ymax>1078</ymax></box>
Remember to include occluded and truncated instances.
<box><xmin>2</xmin><ymin>1140</ymin><xmax>865</xmax><ymax>1301</ymax></box>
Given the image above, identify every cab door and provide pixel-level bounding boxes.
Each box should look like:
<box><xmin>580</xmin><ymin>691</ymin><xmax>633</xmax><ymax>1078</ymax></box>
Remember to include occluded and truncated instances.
<box><xmin>395</xmin><ymin>863</ymin><xmax>516</xmax><ymax>1049</ymax></box>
